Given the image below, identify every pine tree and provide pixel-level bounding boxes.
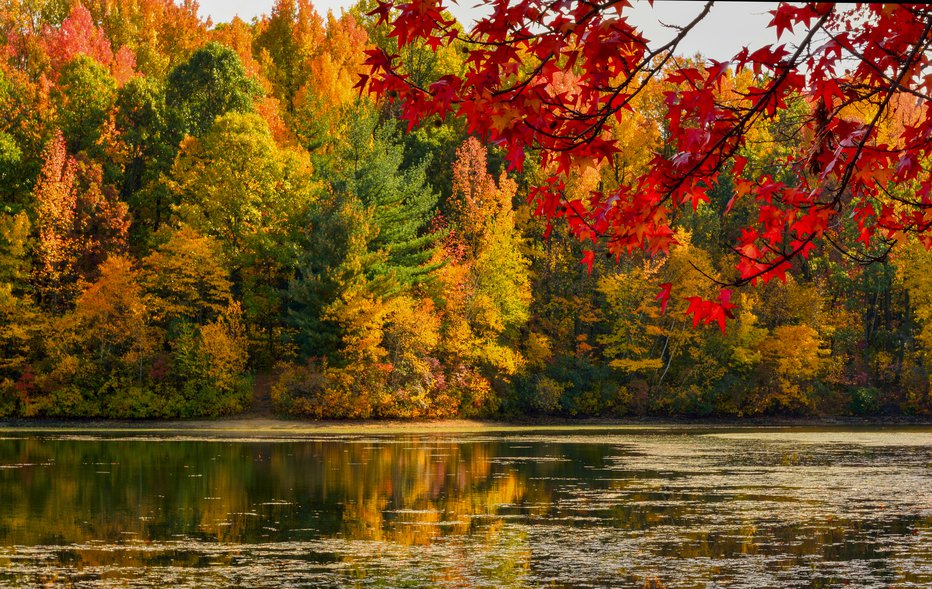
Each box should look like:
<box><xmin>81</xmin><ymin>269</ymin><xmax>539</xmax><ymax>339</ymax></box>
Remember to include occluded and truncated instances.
<box><xmin>334</xmin><ymin>109</ymin><xmax>442</xmax><ymax>292</ymax></box>
<box><xmin>288</xmin><ymin>194</ymin><xmax>389</xmax><ymax>361</ymax></box>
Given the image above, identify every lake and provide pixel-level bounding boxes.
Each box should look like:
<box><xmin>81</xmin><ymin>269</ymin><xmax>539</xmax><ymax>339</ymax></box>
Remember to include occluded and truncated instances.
<box><xmin>0</xmin><ymin>426</ymin><xmax>930</xmax><ymax>588</ymax></box>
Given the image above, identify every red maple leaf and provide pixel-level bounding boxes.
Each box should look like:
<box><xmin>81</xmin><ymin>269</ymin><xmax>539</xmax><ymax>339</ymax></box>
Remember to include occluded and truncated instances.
<box><xmin>580</xmin><ymin>250</ymin><xmax>595</xmax><ymax>275</ymax></box>
<box><xmin>656</xmin><ymin>283</ymin><xmax>673</xmax><ymax>315</ymax></box>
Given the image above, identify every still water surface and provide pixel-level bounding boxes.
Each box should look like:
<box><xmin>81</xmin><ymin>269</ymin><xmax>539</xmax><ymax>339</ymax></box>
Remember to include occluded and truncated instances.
<box><xmin>0</xmin><ymin>427</ymin><xmax>930</xmax><ymax>588</ymax></box>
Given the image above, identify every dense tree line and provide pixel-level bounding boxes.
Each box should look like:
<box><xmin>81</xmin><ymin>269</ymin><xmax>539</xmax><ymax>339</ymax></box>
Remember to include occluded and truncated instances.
<box><xmin>0</xmin><ymin>0</ymin><xmax>930</xmax><ymax>419</ymax></box>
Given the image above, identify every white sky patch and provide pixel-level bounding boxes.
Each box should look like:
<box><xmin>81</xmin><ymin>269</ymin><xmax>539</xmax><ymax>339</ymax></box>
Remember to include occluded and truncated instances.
<box><xmin>196</xmin><ymin>0</ymin><xmax>801</xmax><ymax>62</ymax></box>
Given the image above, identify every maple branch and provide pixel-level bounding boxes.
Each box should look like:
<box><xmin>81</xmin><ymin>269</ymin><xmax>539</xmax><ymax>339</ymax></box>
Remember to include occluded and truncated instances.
<box><xmin>822</xmin><ymin>230</ymin><xmax>893</xmax><ymax>266</ymax></box>
<box><xmin>823</xmin><ymin>29</ymin><xmax>932</xmax><ymax>104</ymax></box>
<box><xmin>732</xmin><ymin>234</ymin><xmax>817</xmax><ymax>288</ymax></box>
<box><xmin>829</xmin><ymin>16</ymin><xmax>932</xmax><ymax>208</ymax></box>
<box><xmin>875</xmin><ymin>182</ymin><xmax>932</xmax><ymax>210</ymax></box>
<box><xmin>675</xmin><ymin>8</ymin><xmax>932</xmax><ymax>290</ymax></box>
<box><xmin>546</xmin><ymin>3</ymin><xmax>715</xmax><ymax>141</ymax></box>
<box><xmin>663</xmin><ymin>10</ymin><xmax>833</xmax><ymax>198</ymax></box>
<box><xmin>688</xmin><ymin>260</ymin><xmax>730</xmax><ymax>288</ymax></box>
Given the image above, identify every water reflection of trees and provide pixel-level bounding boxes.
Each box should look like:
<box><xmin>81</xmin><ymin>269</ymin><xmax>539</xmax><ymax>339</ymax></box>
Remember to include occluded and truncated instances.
<box><xmin>1</xmin><ymin>437</ymin><xmax>929</xmax><ymax>587</ymax></box>
<box><xmin>0</xmin><ymin>438</ymin><xmax>562</xmax><ymax>547</ymax></box>
<box><xmin>0</xmin><ymin>437</ymin><xmax>557</xmax><ymax>585</ymax></box>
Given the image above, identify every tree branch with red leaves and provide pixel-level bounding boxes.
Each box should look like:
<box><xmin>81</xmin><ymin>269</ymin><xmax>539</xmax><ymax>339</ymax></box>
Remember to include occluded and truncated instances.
<box><xmin>359</xmin><ymin>1</ymin><xmax>932</xmax><ymax>332</ymax></box>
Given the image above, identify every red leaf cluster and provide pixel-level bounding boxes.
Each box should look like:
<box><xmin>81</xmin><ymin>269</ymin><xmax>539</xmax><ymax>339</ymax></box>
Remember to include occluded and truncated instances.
<box><xmin>686</xmin><ymin>290</ymin><xmax>737</xmax><ymax>334</ymax></box>
<box><xmin>363</xmin><ymin>2</ymin><xmax>932</xmax><ymax>332</ymax></box>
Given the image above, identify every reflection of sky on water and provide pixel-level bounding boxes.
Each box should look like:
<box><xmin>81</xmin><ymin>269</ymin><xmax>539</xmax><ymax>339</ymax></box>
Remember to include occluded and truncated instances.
<box><xmin>0</xmin><ymin>427</ymin><xmax>930</xmax><ymax>587</ymax></box>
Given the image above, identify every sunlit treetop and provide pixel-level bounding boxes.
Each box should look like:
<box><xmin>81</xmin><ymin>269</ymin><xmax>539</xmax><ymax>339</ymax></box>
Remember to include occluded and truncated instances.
<box><xmin>360</xmin><ymin>1</ymin><xmax>932</xmax><ymax>332</ymax></box>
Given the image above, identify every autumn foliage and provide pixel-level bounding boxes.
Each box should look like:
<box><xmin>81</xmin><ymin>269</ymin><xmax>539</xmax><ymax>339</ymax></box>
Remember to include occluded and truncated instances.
<box><xmin>361</xmin><ymin>2</ymin><xmax>932</xmax><ymax>332</ymax></box>
<box><xmin>1</xmin><ymin>1</ymin><xmax>932</xmax><ymax>419</ymax></box>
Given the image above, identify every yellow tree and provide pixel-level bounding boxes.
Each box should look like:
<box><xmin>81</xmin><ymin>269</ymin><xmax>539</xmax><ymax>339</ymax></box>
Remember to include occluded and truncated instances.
<box><xmin>196</xmin><ymin>302</ymin><xmax>250</xmax><ymax>408</ymax></box>
<box><xmin>597</xmin><ymin>232</ymin><xmax>712</xmax><ymax>383</ymax></box>
<box><xmin>0</xmin><ymin>211</ymin><xmax>39</xmax><ymax>415</ymax></box>
<box><xmin>898</xmin><ymin>240</ymin><xmax>932</xmax><ymax>412</ymax></box>
<box><xmin>438</xmin><ymin>138</ymin><xmax>530</xmax><ymax>385</ymax></box>
<box><xmin>170</xmin><ymin>112</ymin><xmax>312</xmax><ymax>259</ymax></box>
<box><xmin>31</xmin><ymin>132</ymin><xmax>79</xmax><ymax>312</ymax></box>
<box><xmin>754</xmin><ymin>325</ymin><xmax>824</xmax><ymax>413</ymax></box>
<box><xmin>253</xmin><ymin>0</ymin><xmax>324</xmax><ymax>114</ymax></box>
<box><xmin>68</xmin><ymin>255</ymin><xmax>154</xmax><ymax>372</ymax></box>
<box><xmin>141</xmin><ymin>226</ymin><xmax>234</xmax><ymax>326</ymax></box>
<box><xmin>290</xmin><ymin>10</ymin><xmax>371</xmax><ymax>150</ymax></box>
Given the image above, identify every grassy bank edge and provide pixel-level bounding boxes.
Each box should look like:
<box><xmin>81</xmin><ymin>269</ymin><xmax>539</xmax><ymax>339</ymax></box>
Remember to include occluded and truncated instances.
<box><xmin>1</xmin><ymin>416</ymin><xmax>931</xmax><ymax>436</ymax></box>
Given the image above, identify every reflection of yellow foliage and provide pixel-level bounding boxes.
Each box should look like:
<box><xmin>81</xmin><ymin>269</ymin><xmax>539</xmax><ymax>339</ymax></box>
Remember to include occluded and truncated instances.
<box><xmin>337</xmin><ymin>443</ymin><xmax>528</xmax><ymax>547</ymax></box>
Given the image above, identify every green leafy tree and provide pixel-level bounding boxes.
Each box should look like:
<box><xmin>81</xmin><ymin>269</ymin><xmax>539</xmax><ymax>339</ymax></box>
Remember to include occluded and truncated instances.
<box><xmin>51</xmin><ymin>54</ymin><xmax>117</xmax><ymax>157</ymax></box>
<box><xmin>170</xmin><ymin>111</ymin><xmax>314</xmax><ymax>363</ymax></box>
<box><xmin>165</xmin><ymin>41</ymin><xmax>261</xmax><ymax>141</ymax></box>
<box><xmin>0</xmin><ymin>131</ymin><xmax>23</xmax><ymax>205</ymax></box>
<box><xmin>114</xmin><ymin>76</ymin><xmax>173</xmax><ymax>237</ymax></box>
<box><xmin>0</xmin><ymin>66</ymin><xmax>52</xmax><ymax>208</ymax></box>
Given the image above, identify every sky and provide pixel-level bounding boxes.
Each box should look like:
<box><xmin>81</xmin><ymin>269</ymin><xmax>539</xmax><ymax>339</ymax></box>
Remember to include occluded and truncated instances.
<box><xmin>196</xmin><ymin>1</ymin><xmax>796</xmax><ymax>62</ymax></box>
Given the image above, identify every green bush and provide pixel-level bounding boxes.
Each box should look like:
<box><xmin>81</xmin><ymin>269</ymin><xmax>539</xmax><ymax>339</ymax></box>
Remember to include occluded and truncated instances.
<box><xmin>849</xmin><ymin>386</ymin><xmax>881</xmax><ymax>415</ymax></box>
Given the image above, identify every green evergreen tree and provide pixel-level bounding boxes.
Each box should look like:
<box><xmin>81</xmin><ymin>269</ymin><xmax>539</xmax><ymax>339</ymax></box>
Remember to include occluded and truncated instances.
<box><xmin>52</xmin><ymin>55</ymin><xmax>116</xmax><ymax>156</ymax></box>
<box><xmin>288</xmin><ymin>194</ymin><xmax>389</xmax><ymax>361</ymax></box>
<box><xmin>334</xmin><ymin>109</ymin><xmax>442</xmax><ymax>292</ymax></box>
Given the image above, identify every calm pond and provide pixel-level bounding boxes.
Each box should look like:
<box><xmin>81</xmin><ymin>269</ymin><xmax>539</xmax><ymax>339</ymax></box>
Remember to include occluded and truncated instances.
<box><xmin>0</xmin><ymin>426</ymin><xmax>930</xmax><ymax>588</ymax></box>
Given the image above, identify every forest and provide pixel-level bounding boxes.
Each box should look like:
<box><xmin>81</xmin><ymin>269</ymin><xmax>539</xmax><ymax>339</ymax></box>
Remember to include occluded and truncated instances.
<box><xmin>0</xmin><ymin>0</ymin><xmax>931</xmax><ymax>420</ymax></box>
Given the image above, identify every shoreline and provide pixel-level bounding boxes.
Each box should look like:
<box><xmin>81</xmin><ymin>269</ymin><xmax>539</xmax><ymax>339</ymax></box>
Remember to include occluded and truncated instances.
<box><xmin>2</xmin><ymin>415</ymin><xmax>931</xmax><ymax>436</ymax></box>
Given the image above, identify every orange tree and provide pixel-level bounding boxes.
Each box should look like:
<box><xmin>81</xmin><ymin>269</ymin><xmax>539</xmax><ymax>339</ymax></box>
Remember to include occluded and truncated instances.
<box><xmin>360</xmin><ymin>2</ymin><xmax>932</xmax><ymax>331</ymax></box>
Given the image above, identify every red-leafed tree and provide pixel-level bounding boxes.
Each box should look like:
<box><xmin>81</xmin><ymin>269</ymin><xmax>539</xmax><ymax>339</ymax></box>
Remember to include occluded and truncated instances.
<box><xmin>41</xmin><ymin>2</ymin><xmax>136</xmax><ymax>84</ymax></box>
<box><xmin>360</xmin><ymin>1</ymin><xmax>932</xmax><ymax>331</ymax></box>
<box><xmin>32</xmin><ymin>132</ymin><xmax>130</xmax><ymax>312</ymax></box>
